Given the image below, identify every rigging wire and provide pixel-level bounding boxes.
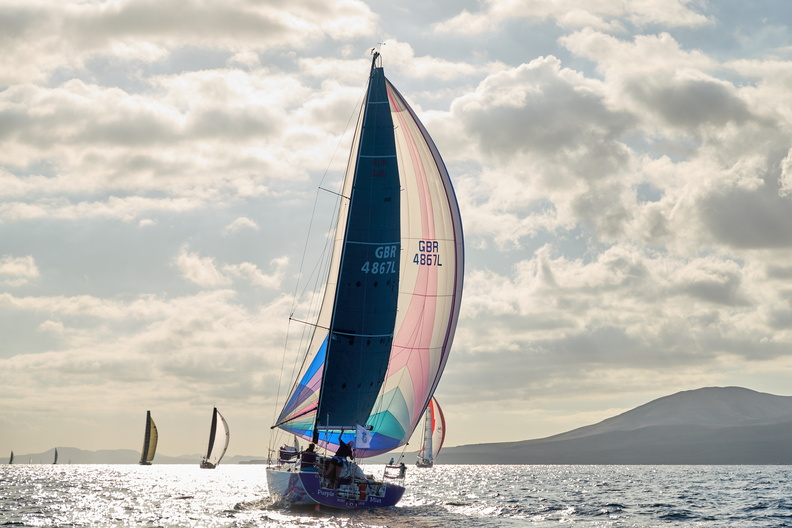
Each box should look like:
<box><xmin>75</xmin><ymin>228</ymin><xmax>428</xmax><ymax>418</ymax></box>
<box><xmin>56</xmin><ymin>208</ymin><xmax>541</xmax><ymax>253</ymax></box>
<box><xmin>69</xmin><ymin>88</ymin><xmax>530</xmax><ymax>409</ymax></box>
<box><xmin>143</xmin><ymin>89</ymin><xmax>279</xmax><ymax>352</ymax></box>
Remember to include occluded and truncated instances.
<box><xmin>268</xmin><ymin>78</ymin><xmax>368</xmax><ymax>452</ymax></box>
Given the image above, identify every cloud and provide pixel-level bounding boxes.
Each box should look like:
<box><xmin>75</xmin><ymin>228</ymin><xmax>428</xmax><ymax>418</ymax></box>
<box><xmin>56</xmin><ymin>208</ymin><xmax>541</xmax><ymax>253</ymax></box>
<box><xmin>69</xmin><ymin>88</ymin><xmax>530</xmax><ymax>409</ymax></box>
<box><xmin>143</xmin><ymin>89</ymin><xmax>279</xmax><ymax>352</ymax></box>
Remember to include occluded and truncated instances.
<box><xmin>373</xmin><ymin>40</ymin><xmax>482</xmax><ymax>81</ymax></box>
<box><xmin>435</xmin><ymin>0</ymin><xmax>709</xmax><ymax>35</ymax></box>
<box><xmin>227</xmin><ymin>49</ymin><xmax>260</xmax><ymax>70</ymax></box>
<box><xmin>174</xmin><ymin>247</ymin><xmax>232</xmax><ymax>287</ymax></box>
<box><xmin>0</xmin><ymin>288</ymin><xmax>292</xmax><ymax>428</ymax></box>
<box><xmin>0</xmin><ymin>0</ymin><xmax>378</xmax><ymax>85</ymax></box>
<box><xmin>0</xmin><ymin>255</ymin><xmax>39</xmax><ymax>286</ymax></box>
<box><xmin>223</xmin><ymin>216</ymin><xmax>259</xmax><ymax>235</ymax></box>
<box><xmin>0</xmin><ymin>65</ymin><xmax>358</xmax><ymax>222</ymax></box>
<box><xmin>441</xmin><ymin>56</ymin><xmax>635</xmax><ymax>246</ymax></box>
<box><xmin>224</xmin><ymin>257</ymin><xmax>289</xmax><ymax>289</ymax></box>
<box><xmin>447</xmin><ymin>238</ymin><xmax>792</xmax><ymax>415</ymax></box>
<box><xmin>174</xmin><ymin>246</ymin><xmax>288</xmax><ymax>290</ymax></box>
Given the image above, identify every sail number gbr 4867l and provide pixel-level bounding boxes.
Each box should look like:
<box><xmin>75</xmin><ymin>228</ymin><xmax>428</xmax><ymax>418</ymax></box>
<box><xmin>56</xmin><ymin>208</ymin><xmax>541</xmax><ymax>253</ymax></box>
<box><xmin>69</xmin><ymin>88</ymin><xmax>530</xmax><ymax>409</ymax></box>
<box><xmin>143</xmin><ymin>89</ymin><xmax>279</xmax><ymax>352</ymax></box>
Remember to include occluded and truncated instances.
<box><xmin>415</xmin><ymin>240</ymin><xmax>442</xmax><ymax>266</ymax></box>
<box><xmin>359</xmin><ymin>241</ymin><xmax>442</xmax><ymax>274</ymax></box>
<box><xmin>361</xmin><ymin>245</ymin><xmax>398</xmax><ymax>274</ymax></box>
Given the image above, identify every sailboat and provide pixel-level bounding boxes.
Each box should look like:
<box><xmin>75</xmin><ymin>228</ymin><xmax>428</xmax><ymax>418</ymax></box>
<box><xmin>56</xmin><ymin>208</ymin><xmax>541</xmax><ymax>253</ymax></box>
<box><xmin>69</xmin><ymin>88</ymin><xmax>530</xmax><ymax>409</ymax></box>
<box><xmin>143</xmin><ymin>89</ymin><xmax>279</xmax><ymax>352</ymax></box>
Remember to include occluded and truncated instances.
<box><xmin>266</xmin><ymin>50</ymin><xmax>464</xmax><ymax>509</ymax></box>
<box><xmin>139</xmin><ymin>410</ymin><xmax>158</xmax><ymax>465</ymax></box>
<box><xmin>416</xmin><ymin>397</ymin><xmax>445</xmax><ymax>468</ymax></box>
<box><xmin>200</xmin><ymin>407</ymin><xmax>230</xmax><ymax>469</ymax></box>
<box><xmin>8</xmin><ymin>451</ymin><xmax>13</xmax><ymax>464</ymax></box>
<box><xmin>53</xmin><ymin>448</ymin><xmax>58</xmax><ymax>464</ymax></box>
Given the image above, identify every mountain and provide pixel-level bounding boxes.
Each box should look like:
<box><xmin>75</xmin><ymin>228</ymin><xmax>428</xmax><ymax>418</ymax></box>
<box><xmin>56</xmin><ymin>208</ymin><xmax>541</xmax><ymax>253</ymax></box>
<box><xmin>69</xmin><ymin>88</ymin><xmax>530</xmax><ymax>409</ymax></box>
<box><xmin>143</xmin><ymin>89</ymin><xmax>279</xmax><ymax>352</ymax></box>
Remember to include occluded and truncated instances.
<box><xmin>0</xmin><ymin>447</ymin><xmax>266</xmax><ymax>465</ymax></box>
<box><xmin>5</xmin><ymin>387</ymin><xmax>789</xmax><ymax>465</ymax></box>
<box><xmin>438</xmin><ymin>387</ymin><xmax>792</xmax><ymax>464</ymax></box>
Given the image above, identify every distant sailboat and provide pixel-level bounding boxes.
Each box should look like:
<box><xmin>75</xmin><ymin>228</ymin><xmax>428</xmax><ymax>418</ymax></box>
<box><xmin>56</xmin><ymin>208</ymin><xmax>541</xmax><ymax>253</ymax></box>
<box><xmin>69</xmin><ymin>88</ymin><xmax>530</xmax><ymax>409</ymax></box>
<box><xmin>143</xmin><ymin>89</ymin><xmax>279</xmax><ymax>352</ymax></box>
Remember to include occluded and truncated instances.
<box><xmin>416</xmin><ymin>398</ymin><xmax>446</xmax><ymax>467</ymax></box>
<box><xmin>53</xmin><ymin>448</ymin><xmax>58</xmax><ymax>464</ymax></box>
<box><xmin>8</xmin><ymin>451</ymin><xmax>13</xmax><ymax>464</ymax></box>
<box><xmin>139</xmin><ymin>410</ymin><xmax>158</xmax><ymax>465</ymax></box>
<box><xmin>200</xmin><ymin>407</ymin><xmax>230</xmax><ymax>469</ymax></box>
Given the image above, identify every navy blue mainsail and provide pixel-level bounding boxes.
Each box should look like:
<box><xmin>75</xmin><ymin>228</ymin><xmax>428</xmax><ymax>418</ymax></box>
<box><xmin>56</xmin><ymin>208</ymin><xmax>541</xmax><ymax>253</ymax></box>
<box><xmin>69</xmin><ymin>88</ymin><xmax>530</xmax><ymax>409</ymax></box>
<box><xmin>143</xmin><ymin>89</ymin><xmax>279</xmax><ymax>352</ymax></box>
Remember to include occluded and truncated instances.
<box><xmin>314</xmin><ymin>64</ymin><xmax>401</xmax><ymax>437</ymax></box>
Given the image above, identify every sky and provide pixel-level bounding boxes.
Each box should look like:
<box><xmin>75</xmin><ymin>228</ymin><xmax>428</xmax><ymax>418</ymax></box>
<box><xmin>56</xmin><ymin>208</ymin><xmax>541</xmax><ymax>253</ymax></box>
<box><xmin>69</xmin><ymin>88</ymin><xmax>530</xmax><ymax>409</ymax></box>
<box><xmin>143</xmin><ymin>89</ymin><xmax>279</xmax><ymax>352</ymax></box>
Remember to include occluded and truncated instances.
<box><xmin>2</xmin><ymin>0</ymin><xmax>792</xmax><ymax>459</ymax></box>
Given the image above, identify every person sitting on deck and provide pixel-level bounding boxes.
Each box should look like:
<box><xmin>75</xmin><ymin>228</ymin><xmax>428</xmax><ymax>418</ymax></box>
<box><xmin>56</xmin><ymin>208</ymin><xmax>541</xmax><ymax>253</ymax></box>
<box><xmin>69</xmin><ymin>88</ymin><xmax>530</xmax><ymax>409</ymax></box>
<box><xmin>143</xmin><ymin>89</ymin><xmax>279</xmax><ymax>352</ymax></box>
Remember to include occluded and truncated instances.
<box><xmin>300</xmin><ymin>443</ymin><xmax>317</xmax><ymax>471</ymax></box>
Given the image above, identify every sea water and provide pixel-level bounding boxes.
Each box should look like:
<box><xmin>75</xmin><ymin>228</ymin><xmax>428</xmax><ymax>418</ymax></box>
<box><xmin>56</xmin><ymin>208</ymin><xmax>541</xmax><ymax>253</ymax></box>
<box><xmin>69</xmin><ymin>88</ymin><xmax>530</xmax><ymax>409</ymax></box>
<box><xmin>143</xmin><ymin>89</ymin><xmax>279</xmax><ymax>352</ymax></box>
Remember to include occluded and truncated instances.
<box><xmin>1</xmin><ymin>464</ymin><xmax>790</xmax><ymax>527</ymax></box>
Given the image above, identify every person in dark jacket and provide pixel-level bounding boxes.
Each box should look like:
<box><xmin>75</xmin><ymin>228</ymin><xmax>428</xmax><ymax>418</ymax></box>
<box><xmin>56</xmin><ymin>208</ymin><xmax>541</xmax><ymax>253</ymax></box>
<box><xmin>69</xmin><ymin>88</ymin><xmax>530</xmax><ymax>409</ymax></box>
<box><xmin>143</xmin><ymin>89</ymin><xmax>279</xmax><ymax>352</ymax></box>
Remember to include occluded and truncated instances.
<box><xmin>325</xmin><ymin>435</ymin><xmax>354</xmax><ymax>488</ymax></box>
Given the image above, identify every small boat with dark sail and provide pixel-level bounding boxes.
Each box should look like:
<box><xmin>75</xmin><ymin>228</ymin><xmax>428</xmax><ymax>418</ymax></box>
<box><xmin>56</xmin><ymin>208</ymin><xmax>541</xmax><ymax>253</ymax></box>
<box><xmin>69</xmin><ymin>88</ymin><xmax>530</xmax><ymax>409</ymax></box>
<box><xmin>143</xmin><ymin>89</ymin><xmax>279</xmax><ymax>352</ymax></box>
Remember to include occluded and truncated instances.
<box><xmin>8</xmin><ymin>451</ymin><xmax>13</xmax><ymax>464</ymax></box>
<box><xmin>139</xmin><ymin>410</ymin><xmax>158</xmax><ymax>465</ymax></box>
<box><xmin>266</xmin><ymin>50</ymin><xmax>464</xmax><ymax>510</ymax></box>
<box><xmin>416</xmin><ymin>397</ymin><xmax>446</xmax><ymax>468</ymax></box>
<box><xmin>200</xmin><ymin>407</ymin><xmax>230</xmax><ymax>469</ymax></box>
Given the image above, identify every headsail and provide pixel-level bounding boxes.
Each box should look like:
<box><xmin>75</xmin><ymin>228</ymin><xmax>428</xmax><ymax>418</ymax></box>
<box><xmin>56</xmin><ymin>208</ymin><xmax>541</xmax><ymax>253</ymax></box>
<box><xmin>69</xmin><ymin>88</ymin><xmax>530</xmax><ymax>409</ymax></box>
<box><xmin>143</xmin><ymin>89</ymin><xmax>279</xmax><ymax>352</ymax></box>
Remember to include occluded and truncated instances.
<box><xmin>274</xmin><ymin>53</ymin><xmax>464</xmax><ymax>457</ymax></box>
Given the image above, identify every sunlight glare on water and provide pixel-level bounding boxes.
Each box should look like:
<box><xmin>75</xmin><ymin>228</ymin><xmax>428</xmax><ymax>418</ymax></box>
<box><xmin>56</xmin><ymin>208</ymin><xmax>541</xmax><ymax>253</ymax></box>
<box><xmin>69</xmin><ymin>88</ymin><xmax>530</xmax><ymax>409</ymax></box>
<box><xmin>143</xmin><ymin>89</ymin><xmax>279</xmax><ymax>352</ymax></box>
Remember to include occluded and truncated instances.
<box><xmin>1</xmin><ymin>464</ymin><xmax>791</xmax><ymax>527</ymax></box>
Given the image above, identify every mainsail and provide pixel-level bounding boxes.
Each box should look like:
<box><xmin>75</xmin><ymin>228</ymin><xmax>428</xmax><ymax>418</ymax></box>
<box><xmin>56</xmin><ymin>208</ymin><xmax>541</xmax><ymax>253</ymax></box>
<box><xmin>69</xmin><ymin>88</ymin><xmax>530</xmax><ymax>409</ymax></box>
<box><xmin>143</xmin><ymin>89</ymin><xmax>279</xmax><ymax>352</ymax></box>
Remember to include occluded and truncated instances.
<box><xmin>53</xmin><ymin>448</ymin><xmax>58</xmax><ymax>464</ymax></box>
<box><xmin>139</xmin><ymin>410</ymin><xmax>158</xmax><ymax>465</ymax></box>
<box><xmin>8</xmin><ymin>451</ymin><xmax>13</xmax><ymax>464</ymax></box>
<box><xmin>201</xmin><ymin>407</ymin><xmax>230</xmax><ymax>468</ymax></box>
<box><xmin>273</xmin><ymin>52</ymin><xmax>464</xmax><ymax>457</ymax></box>
<box><xmin>417</xmin><ymin>398</ymin><xmax>446</xmax><ymax>464</ymax></box>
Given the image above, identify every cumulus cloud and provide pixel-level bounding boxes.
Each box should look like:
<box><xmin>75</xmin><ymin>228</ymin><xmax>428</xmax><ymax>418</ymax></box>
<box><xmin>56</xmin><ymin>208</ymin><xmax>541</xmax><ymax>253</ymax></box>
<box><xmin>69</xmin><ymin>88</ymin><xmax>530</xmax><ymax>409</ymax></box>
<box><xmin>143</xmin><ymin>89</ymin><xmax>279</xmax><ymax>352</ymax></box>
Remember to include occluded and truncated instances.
<box><xmin>0</xmin><ymin>255</ymin><xmax>39</xmax><ymax>286</ymax></box>
<box><xmin>225</xmin><ymin>257</ymin><xmax>289</xmax><ymax>289</ymax></box>
<box><xmin>174</xmin><ymin>247</ymin><xmax>232</xmax><ymax>287</ymax></box>
<box><xmin>435</xmin><ymin>0</ymin><xmax>709</xmax><ymax>35</ymax></box>
<box><xmin>0</xmin><ymin>0</ymin><xmax>378</xmax><ymax>85</ymax></box>
<box><xmin>442</xmin><ymin>56</ymin><xmax>635</xmax><ymax>246</ymax></box>
<box><xmin>223</xmin><ymin>216</ymin><xmax>259</xmax><ymax>235</ymax></box>
<box><xmin>174</xmin><ymin>246</ymin><xmax>288</xmax><ymax>290</ymax></box>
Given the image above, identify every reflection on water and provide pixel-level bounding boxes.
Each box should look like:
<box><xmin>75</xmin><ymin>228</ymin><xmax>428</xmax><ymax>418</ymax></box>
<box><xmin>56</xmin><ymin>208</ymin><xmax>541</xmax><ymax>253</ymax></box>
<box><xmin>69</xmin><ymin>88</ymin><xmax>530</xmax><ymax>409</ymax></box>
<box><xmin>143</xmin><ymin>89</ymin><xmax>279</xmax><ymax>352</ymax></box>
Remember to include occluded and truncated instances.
<box><xmin>1</xmin><ymin>464</ymin><xmax>791</xmax><ymax>527</ymax></box>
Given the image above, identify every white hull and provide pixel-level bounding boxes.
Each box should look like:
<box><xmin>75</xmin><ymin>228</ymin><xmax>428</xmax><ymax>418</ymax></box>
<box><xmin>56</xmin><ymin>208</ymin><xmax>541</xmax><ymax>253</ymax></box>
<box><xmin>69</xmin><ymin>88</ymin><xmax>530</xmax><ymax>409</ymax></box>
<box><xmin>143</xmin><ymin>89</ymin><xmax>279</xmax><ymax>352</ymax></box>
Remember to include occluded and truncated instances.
<box><xmin>266</xmin><ymin>467</ymin><xmax>315</xmax><ymax>506</ymax></box>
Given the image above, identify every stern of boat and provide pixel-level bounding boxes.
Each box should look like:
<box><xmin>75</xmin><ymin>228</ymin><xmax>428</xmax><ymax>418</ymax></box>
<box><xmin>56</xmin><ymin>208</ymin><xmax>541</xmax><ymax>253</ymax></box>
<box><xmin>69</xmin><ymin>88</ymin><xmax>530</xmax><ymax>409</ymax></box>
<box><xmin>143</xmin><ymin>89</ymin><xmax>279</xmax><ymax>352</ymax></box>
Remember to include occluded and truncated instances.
<box><xmin>266</xmin><ymin>466</ymin><xmax>315</xmax><ymax>506</ymax></box>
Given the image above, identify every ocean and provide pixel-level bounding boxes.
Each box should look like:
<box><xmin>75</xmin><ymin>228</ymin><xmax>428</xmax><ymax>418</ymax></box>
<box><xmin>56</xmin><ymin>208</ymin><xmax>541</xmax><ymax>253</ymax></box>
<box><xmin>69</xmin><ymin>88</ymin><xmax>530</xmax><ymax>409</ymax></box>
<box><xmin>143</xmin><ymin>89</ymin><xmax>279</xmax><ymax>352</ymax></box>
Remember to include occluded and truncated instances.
<box><xmin>1</xmin><ymin>464</ymin><xmax>790</xmax><ymax>527</ymax></box>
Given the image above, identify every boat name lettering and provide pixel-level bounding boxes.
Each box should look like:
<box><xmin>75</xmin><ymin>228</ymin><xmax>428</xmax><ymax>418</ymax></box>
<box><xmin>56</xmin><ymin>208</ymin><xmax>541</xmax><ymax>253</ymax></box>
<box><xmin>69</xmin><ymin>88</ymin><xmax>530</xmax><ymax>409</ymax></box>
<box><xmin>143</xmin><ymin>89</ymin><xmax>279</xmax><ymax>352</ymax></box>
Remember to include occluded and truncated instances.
<box><xmin>317</xmin><ymin>489</ymin><xmax>335</xmax><ymax>497</ymax></box>
<box><xmin>414</xmin><ymin>240</ymin><xmax>442</xmax><ymax>266</ymax></box>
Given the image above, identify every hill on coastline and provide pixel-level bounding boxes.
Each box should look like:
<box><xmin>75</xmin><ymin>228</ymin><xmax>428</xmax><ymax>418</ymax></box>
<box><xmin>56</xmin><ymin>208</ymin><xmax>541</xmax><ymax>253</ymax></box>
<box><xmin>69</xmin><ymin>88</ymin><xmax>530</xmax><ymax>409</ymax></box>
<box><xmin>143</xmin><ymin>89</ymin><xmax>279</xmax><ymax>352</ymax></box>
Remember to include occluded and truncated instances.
<box><xmin>5</xmin><ymin>387</ymin><xmax>790</xmax><ymax>465</ymax></box>
<box><xmin>438</xmin><ymin>386</ymin><xmax>792</xmax><ymax>464</ymax></box>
